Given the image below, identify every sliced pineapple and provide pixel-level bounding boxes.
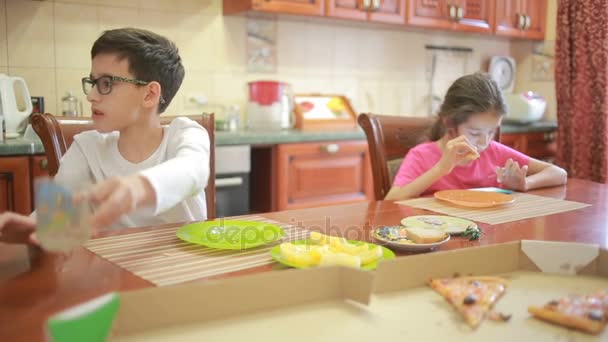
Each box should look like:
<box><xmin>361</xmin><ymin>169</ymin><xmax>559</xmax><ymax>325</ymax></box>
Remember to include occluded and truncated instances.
<box><xmin>279</xmin><ymin>243</ymin><xmax>322</xmax><ymax>267</ymax></box>
<box><xmin>318</xmin><ymin>250</ymin><xmax>361</xmax><ymax>268</ymax></box>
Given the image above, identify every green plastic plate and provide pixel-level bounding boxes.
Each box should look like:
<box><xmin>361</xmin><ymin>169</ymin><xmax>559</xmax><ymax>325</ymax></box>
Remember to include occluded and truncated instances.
<box><xmin>176</xmin><ymin>220</ymin><xmax>285</xmax><ymax>250</ymax></box>
<box><xmin>270</xmin><ymin>239</ymin><xmax>395</xmax><ymax>270</ymax></box>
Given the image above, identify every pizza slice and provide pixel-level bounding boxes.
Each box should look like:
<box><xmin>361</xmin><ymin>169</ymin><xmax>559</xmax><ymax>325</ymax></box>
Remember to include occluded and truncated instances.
<box><xmin>528</xmin><ymin>291</ymin><xmax>608</xmax><ymax>335</ymax></box>
<box><xmin>428</xmin><ymin>276</ymin><xmax>509</xmax><ymax>329</ymax></box>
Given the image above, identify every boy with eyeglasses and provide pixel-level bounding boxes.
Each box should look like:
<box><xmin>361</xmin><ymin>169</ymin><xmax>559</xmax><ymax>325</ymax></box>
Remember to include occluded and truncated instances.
<box><xmin>0</xmin><ymin>28</ymin><xmax>210</xmax><ymax>244</ymax></box>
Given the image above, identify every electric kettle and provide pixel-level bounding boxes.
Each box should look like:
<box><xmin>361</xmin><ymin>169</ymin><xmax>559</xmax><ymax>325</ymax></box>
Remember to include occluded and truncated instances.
<box><xmin>0</xmin><ymin>74</ymin><xmax>32</xmax><ymax>138</ymax></box>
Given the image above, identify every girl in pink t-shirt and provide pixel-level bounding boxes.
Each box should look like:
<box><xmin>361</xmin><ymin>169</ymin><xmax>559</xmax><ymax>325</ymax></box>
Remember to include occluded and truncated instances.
<box><xmin>385</xmin><ymin>73</ymin><xmax>567</xmax><ymax>200</ymax></box>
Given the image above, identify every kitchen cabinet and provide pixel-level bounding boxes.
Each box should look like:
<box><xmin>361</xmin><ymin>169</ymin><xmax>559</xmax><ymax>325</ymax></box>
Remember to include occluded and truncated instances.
<box><xmin>0</xmin><ymin>157</ymin><xmax>32</xmax><ymax>215</ymax></box>
<box><xmin>495</xmin><ymin>0</ymin><xmax>546</xmax><ymax>40</ymax></box>
<box><xmin>0</xmin><ymin>155</ymin><xmax>50</xmax><ymax>215</ymax></box>
<box><xmin>224</xmin><ymin>0</ymin><xmax>325</xmax><ymax>16</ymax></box>
<box><xmin>408</xmin><ymin>0</ymin><xmax>494</xmax><ymax>34</ymax></box>
<box><xmin>500</xmin><ymin>130</ymin><xmax>556</xmax><ymax>162</ymax></box>
<box><xmin>326</xmin><ymin>0</ymin><xmax>406</xmax><ymax>24</ymax></box>
<box><xmin>250</xmin><ymin>140</ymin><xmax>373</xmax><ymax>212</ymax></box>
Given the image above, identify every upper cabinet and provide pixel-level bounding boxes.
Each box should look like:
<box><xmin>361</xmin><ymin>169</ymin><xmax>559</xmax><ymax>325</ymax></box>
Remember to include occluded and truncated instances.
<box><xmin>408</xmin><ymin>0</ymin><xmax>494</xmax><ymax>33</ymax></box>
<box><xmin>224</xmin><ymin>0</ymin><xmax>546</xmax><ymax>40</ymax></box>
<box><xmin>224</xmin><ymin>0</ymin><xmax>325</xmax><ymax>16</ymax></box>
<box><xmin>326</xmin><ymin>0</ymin><xmax>406</xmax><ymax>24</ymax></box>
<box><xmin>495</xmin><ymin>0</ymin><xmax>546</xmax><ymax>40</ymax></box>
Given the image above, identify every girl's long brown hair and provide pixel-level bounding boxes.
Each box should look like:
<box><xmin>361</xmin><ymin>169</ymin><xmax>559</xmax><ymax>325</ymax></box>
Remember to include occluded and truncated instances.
<box><xmin>430</xmin><ymin>72</ymin><xmax>507</xmax><ymax>141</ymax></box>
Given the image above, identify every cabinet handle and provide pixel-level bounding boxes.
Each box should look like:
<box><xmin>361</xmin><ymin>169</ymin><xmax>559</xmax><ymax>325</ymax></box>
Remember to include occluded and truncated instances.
<box><xmin>448</xmin><ymin>4</ymin><xmax>456</xmax><ymax>20</ymax></box>
<box><xmin>517</xmin><ymin>13</ymin><xmax>525</xmax><ymax>29</ymax></box>
<box><xmin>362</xmin><ymin>0</ymin><xmax>371</xmax><ymax>10</ymax></box>
<box><xmin>456</xmin><ymin>6</ymin><xmax>464</xmax><ymax>20</ymax></box>
<box><xmin>320</xmin><ymin>143</ymin><xmax>340</xmax><ymax>154</ymax></box>
<box><xmin>39</xmin><ymin>158</ymin><xmax>48</xmax><ymax>170</ymax></box>
<box><xmin>524</xmin><ymin>15</ymin><xmax>532</xmax><ymax>30</ymax></box>
<box><xmin>371</xmin><ymin>0</ymin><xmax>380</xmax><ymax>11</ymax></box>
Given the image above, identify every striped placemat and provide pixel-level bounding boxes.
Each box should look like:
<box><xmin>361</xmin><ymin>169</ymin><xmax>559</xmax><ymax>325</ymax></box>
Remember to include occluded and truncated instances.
<box><xmin>396</xmin><ymin>193</ymin><xmax>590</xmax><ymax>225</ymax></box>
<box><xmin>84</xmin><ymin>216</ymin><xmax>309</xmax><ymax>286</ymax></box>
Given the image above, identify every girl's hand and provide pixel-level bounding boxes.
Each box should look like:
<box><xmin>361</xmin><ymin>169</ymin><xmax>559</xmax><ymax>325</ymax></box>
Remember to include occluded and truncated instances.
<box><xmin>436</xmin><ymin>135</ymin><xmax>479</xmax><ymax>175</ymax></box>
<box><xmin>496</xmin><ymin>158</ymin><xmax>529</xmax><ymax>191</ymax></box>
<box><xmin>0</xmin><ymin>212</ymin><xmax>38</xmax><ymax>245</ymax></box>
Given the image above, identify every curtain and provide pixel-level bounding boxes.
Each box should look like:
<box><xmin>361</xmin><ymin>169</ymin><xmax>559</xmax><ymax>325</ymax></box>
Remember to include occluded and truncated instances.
<box><xmin>555</xmin><ymin>0</ymin><xmax>608</xmax><ymax>182</ymax></box>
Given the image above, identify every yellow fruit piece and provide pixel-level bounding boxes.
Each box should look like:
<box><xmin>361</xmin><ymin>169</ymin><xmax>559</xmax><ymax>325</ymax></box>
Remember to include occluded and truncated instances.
<box><xmin>309</xmin><ymin>231</ymin><xmax>341</xmax><ymax>246</ymax></box>
<box><xmin>319</xmin><ymin>250</ymin><xmax>361</xmax><ymax>268</ymax></box>
<box><xmin>357</xmin><ymin>245</ymin><xmax>383</xmax><ymax>265</ymax></box>
<box><xmin>332</xmin><ymin>239</ymin><xmax>369</xmax><ymax>255</ymax></box>
<box><xmin>280</xmin><ymin>243</ymin><xmax>322</xmax><ymax>267</ymax></box>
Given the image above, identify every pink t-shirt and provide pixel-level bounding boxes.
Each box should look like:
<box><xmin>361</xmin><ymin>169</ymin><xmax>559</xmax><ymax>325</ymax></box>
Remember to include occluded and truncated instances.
<box><xmin>392</xmin><ymin>141</ymin><xmax>530</xmax><ymax>195</ymax></box>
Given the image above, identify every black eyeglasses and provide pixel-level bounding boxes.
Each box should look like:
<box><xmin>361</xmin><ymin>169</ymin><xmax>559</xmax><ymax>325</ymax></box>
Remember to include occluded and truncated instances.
<box><xmin>81</xmin><ymin>75</ymin><xmax>166</xmax><ymax>104</ymax></box>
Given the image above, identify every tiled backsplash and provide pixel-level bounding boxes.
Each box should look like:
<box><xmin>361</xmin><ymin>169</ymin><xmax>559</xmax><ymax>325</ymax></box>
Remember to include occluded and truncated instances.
<box><xmin>1</xmin><ymin>0</ymin><xmax>544</xmax><ymax>121</ymax></box>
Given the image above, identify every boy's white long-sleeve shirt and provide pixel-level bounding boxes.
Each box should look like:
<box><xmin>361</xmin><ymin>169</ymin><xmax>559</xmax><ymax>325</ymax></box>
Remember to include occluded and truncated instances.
<box><xmin>53</xmin><ymin>117</ymin><xmax>210</xmax><ymax>229</ymax></box>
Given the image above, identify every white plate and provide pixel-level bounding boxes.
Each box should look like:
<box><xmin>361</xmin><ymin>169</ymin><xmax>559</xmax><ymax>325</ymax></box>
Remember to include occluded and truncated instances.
<box><xmin>400</xmin><ymin>215</ymin><xmax>477</xmax><ymax>235</ymax></box>
<box><xmin>372</xmin><ymin>226</ymin><xmax>450</xmax><ymax>252</ymax></box>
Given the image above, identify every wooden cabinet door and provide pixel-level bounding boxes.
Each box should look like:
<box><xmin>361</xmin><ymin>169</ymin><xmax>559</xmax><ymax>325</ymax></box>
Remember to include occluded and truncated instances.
<box><xmin>456</xmin><ymin>0</ymin><xmax>494</xmax><ymax>33</ymax></box>
<box><xmin>275</xmin><ymin>141</ymin><xmax>373</xmax><ymax>210</ymax></box>
<box><xmin>326</xmin><ymin>0</ymin><xmax>367</xmax><ymax>20</ymax></box>
<box><xmin>408</xmin><ymin>0</ymin><xmax>453</xmax><ymax>30</ymax></box>
<box><xmin>369</xmin><ymin>0</ymin><xmax>406</xmax><ymax>24</ymax></box>
<box><xmin>495</xmin><ymin>0</ymin><xmax>522</xmax><ymax>37</ymax></box>
<box><xmin>0</xmin><ymin>157</ymin><xmax>32</xmax><ymax>215</ymax></box>
<box><xmin>251</xmin><ymin>0</ymin><xmax>325</xmax><ymax>16</ymax></box>
<box><xmin>520</xmin><ymin>0</ymin><xmax>546</xmax><ymax>40</ymax></box>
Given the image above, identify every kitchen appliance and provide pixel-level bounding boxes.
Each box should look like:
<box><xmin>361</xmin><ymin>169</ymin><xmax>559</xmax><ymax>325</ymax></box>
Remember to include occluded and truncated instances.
<box><xmin>0</xmin><ymin>73</ymin><xmax>33</xmax><ymax>138</ymax></box>
<box><xmin>247</xmin><ymin>81</ymin><xmax>294</xmax><ymax>130</ymax></box>
<box><xmin>215</xmin><ymin>145</ymin><xmax>250</xmax><ymax>217</ymax></box>
<box><xmin>504</xmin><ymin>91</ymin><xmax>547</xmax><ymax>124</ymax></box>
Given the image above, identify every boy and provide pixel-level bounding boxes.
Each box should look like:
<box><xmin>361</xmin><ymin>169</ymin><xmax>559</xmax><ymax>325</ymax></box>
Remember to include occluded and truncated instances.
<box><xmin>0</xmin><ymin>27</ymin><xmax>210</xmax><ymax>244</ymax></box>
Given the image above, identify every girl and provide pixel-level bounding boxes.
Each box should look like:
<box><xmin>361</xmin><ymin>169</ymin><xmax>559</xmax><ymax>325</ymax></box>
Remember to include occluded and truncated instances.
<box><xmin>385</xmin><ymin>73</ymin><xmax>567</xmax><ymax>201</ymax></box>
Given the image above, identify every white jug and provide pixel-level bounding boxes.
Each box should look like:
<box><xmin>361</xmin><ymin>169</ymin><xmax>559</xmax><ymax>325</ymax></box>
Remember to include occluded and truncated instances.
<box><xmin>0</xmin><ymin>74</ymin><xmax>32</xmax><ymax>138</ymax></box>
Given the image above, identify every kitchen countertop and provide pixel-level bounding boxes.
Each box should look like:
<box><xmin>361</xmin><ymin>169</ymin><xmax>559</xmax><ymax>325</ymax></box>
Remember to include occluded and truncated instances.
<box><xmin>0</xmin><ymin>121</ymin><xmax>557</xmax><ymax>156</ymax></box>
<box><xmin>501</xmin><ymin>121</ymin><xmax>557</xmax><ymax>134</ymax></box>
<box><xmin>0</xmin><ymin>129</ymin><xmax>368</xmax><ymax>156</ymax></box>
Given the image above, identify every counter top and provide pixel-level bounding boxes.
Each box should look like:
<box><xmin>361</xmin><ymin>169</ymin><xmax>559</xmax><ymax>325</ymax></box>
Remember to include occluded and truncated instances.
<box><xmin>501</xmin><ymin>121</ymin><xmax>557</xmax><ymax>134</ymax></box>
<box><xmin>0</xmin><ymin>130</ymin><xmax>367</xmax><ymax>156</ymax></box>
<box><xmin>0</xmin><ymin>121</ymin><xmax>557</xmax><ymax>156</ymax></box>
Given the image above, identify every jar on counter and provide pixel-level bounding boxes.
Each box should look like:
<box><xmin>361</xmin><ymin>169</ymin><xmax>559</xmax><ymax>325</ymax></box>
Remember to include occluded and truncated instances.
<box><xmin>61</xmin><ymin>92</ymin><xmax>82</xmax><ymax>117</ymax></box>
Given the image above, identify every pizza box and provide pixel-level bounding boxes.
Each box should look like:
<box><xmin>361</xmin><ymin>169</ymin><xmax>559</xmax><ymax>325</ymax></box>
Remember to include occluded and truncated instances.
<box><xmin>46</xmin><ymin>241</ymin><xmax>608</xmax><ymax>341</ymax></box>
<box><xmin>46</xmin><ymin>266</ymin><xmax>374</xmax><ymax>342</ymax></box>
<box><xmin>373</xmin><ymin>240</ymin><xmax>608</xmax><ymax>341</ymax></box>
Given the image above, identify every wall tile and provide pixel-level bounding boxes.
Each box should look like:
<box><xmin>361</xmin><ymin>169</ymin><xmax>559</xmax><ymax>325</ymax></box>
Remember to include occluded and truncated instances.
<box><xmin>276</xmin><ymin>19</ymin><xmax>333</xmax><ymax>74</ymax></box>
<box><xmin>140</xmin><ymin>0</ymin><xmax>220</xmax><ymax>15</ymax></box>
<box><xmin>54</xmin><ymin>2</ymin><xmax>98</xmax><ymax>69</ymax></box>
<box><xmin>0</xmin><ymin>0</ymin><xmax>6</xmax><ymax>67</ymax></box>
<box><xmin>98</xmin><ymin>6</ymin><xmax>139</xmax><ymax>32</ymax></box>
<box><xmin>6</xmin><ymin>0</ymin><xmax>55</xmax><ymax>68</ymax></box>
<box><xmin>99</xmin><ymin>0</ymin><xmax>138</xmax><ymax>9</ymax></box>
<box><xmin>216</xmin><ymin>15</ymin><xmax>246</xmax><ymax>73</ymax></box>
<box><xmin>177</xmin><ymin>70</ymin><xmax>216</xmax><ymax>115</ymax></box>
<box><xmin>175</xmin><ymin>14</ymin><xmax>221</xmax><ymax>72</ymax></box>
<box><xmin>9</xmin><ymin>67</ymin><xmax>57</xmax><ymax>116</ymax></box>
<box><xmin>0</xmin><ymin>66</ymin><xmax>7</xmax><ymax>74</ymax></box>
<box><xmin>55</xmin><ymin>0</ymin><xmax>98</xmax><ymax>5</ymax></box>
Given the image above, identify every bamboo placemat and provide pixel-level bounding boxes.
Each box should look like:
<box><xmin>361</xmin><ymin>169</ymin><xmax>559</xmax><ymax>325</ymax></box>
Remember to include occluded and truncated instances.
<box><xmin>84</xmin><ymin>216</ymin><xmax>309</xmax><ymax>287</ymax></box>
<box><xmin>395</xmin><ymin>193</ymin><xmax>590</xmax><ymax>225</ymax></box>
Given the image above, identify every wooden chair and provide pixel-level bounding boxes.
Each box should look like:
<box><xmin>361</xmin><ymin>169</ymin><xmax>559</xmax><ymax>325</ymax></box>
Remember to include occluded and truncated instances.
<box><xmin>31</xmin><ymin>113</ymin><xmax>216</xmax><ymax>219</ymax></box>
<box><xmin>358</xmin><ymin>113</ymin><xmax>434</xmax><ymax>200</ymax></box>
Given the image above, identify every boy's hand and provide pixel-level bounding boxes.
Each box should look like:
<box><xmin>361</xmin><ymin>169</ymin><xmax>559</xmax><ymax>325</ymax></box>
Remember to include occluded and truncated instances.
<box><xmin>437</xmin><ymin>135</ymin><xmax>479</xmax><ymax>175</ymax></box>
<box><xmin>82</xmin><ymin>175</ymin><xmax>156</xmax><ymax>231</ymax></box>
<box><xmin>496</xmin><ymin>158</ymin><xmax>528</xmax><ymax>191</ymax></box>
<box><xmin>0</xmin><ymin>212</ymin><xmax>38</xmax><ymax>245</ymax></box>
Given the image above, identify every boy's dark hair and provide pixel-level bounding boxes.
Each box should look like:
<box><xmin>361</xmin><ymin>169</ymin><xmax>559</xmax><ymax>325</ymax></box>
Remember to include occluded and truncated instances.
<box><xmin>91</xmin><ymin>27</ymin><xmax>184</xmax><ymax>113</ymax></box>
<box><xmin>430</xmin><ymin>72</ymin><xmax>507</xmax><ymax>140</ymax></box>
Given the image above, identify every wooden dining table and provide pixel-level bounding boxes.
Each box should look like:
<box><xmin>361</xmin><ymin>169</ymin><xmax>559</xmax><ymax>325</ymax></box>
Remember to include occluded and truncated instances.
<box><xmin>1</xmin><ymin>178</ymin><xmax>607</xmax><ymax>341</ymax></box>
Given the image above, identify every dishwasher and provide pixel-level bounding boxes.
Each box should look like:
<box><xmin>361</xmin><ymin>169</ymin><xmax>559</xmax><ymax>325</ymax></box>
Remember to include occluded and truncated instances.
<box><xmin>215</xmin><ymin>145</ymin><xmax>251</xmax><ymax>217</ymax></box>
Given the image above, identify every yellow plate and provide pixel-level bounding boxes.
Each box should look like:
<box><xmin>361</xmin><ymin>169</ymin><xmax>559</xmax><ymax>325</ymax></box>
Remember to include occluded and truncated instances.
<box><xmin>434</xmin><ymin>189</ymin><xmax>514</xmax><ymax>208</ymax></box>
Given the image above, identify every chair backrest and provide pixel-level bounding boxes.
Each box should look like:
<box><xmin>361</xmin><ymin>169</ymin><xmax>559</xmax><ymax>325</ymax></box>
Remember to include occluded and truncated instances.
<box><xmin>358</xmin><ymin>113</ymin><xmax>434</xmax><ymax>200</ymax></box>
<box><xmin>31</xmin><ymin>113</ymin><xmax>216</xmax><ymax>219</ymax></box>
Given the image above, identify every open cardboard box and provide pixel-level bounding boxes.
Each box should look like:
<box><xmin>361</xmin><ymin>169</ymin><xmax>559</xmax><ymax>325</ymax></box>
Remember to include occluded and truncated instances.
<box><xmin>47</xmin><ymin>241</ymin><xmax>608</xmax><ymax>341</ymax></box>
